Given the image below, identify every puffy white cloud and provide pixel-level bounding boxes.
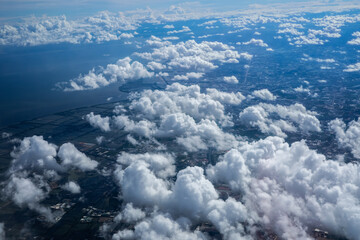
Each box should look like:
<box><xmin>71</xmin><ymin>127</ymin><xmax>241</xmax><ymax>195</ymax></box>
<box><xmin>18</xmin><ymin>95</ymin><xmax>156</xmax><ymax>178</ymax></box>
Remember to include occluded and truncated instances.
<box><xmin>112</xmin><ymin>229</ymin><xmax>135</xmax><ymax>240</ymax></box>
<box><xmin>120</xmin><ymin>33</ymin><xmax>134</xmax><ymax>39</ymax></box>
<box><xmin>206</xmin><ymin>88</ymin><xmax>245</xmax><ymax>105</ymax></box>
<box><xmin>2</xmin><ymin>135</ymin><xmax>96</xmax><ymax>220</ymax></box>
<box><xmin>167</xmin><ymin>26</ymin><xmax>191</xmax><ymax>34</ymax></box>
<box><xmin>172</xmin><ymin>72</ymin><xmax>204</xmax><ymax>81</ymax></box>
<box><xmin>113</xmin><ymin>213</ymin><xmax>205</xmax><ymax>240</ymax></box>
<box><xmin>223</xmin><ymin>76</ymin><xmax>239</xmax><ymax>84</ymax></box>
<box><xmin>276</xmin><ymin>14</ymin><xmax>360</xmax><ymax>46</ymax></box>
<box><xmin>146</xmin><ymin>35</ymin><xmax>171</xmax><ymax>47</ymax></box>
<box><xmin>277</xmin><ymin>27</ymin><xmax>303</xmax><ymax>35</ymax></box>
<box><xmin>344</xmin><ymin>62</ymin><xmax>360</xmax><ymax>72</ymax></box>
<box><xmin>114</xmin><ymin>162</ymin><xmax>171</xmax><ymax>207</ymax></box>
<box><xmin>163</xmin><ymin>24</ymin><xmax>175</xmax><ymax>29</ymax></box>
<box><xmin>115</xmin><ymin>203</ymin><xmax>146</xmax><ymax>224</ymax></box>
<box><xmin>137</xmin><ymin>40</ymin><xmax>245</xmax><ymax>72</ymax></box>
<box><xmin>10</xmin><ymin>136</ymin><xmax>95</xmax><ymax>173</ymax></box>
<box><xmin>239</xmin><ymin>103</ymin><xmax>321</xmax><ymax>137</ymax></box>
<box><xmin>241</xmin><ymin>38</ymin><xmax>269</xmax><ymax>47</ymax></box>
<box><xmin>85</xmin><ymin>112</ymin><xmax>111</xmax><ymax>132</ymax></box>
<box><xmin>168</xmin><ymin>167</ymin><xmax>219</xmax><ymax>219</ymax></box>
<box><xmin>147</xmin><ymin>61</ymin><xmax>166</xmax><ymax>71</ymax></box>
<box><xmin>0</xmin><ymin>12</ymin><xmax>138</xmax><ymax>46</ymax></box>
<box><xmin>175</xmin><ymin>135</ymin><xmax>207</xmax><ymax>152</ymax></box>
<box><xmin>86</xmin><ymin>83</ymin><xmax>243</xmax><ymax>152</ymax></box>
<box><xmin>239</xmin><ymin>52</ymin><xmax>253</xmax><ymax>60</ymax></box>
<box><xmin>65</xmin><ymin>57</ymin><xmax>154</xmax><ymax>91</ymax></box>
<box><xmin>4</xmin><ymin>175</ymin><xmax>54</xmax><ymax>222</ymax></box>
<box><xmin>117</xmin><ymin>152</ymin><xmax>175</xmax><ymax>179</ymax></box>
<box><xmin>114</xmin><ymin>160</ymin><xmax>252</xmax><ymax>239</ymax></box>
<box><xmin>207</xmin><ymin>149</ymin><xmax>250</xmax><ymax>193</ymax></box>
<box><xmin>129</xmin><ymin>83</ymin><xmax>235</xmax><ymax>127</ymax></box>
<box><xmin>294</xmin><ymin>85</ymin><xmax>310</xmax><ymax>93</ymax></box>
<box><xmin>301</xmin><ymin>54</ymin><xmax>336</xmax><ymax>63</ymax></box>
<box><xmin>329</xmin><ymin>118</ymin><xmax>360</xmax><ymax>159</ymax></box>
<box><xmin>113</xmin><ymin>113</ymin><xmax>238</xmax><ymax>152</ymax></box>
<box><xmin>174</xmin><ymin>118</ymin><xmax>239</xmax><ymax>152</ymax></box>
<box><xmin>207</xmin><ymin>136</ymin><xmax>360</xmax><ymax>239</ymax></box>
<box><xmin>293</xmin><ymin>35</ymin><xmax>325</xmax><ymax>45</ymax></box>
<box><xmin>58</xmin><ymin>143</ymin><xmax>98</xmax><ymax>171</ymax></box>
<box><xmin>198</xmin><ymin>20</ymin><xmax>217</xmax><ymax>26</ymax></box>
<box><xmin>206</xmin><ymin>198</ymin><xmax>250</xmax><ymax>239</ymax></box>
<box><xmin>308</xmin><ymin>29</ymin><xmax>341</xmax><ymax>38</ymax></box>
<box><xmin>251</xmin><ymin>89</ymin><xmax>276</xmax><ymax>101</ymax></box>
<box><xmin>163</xmin><ymin>36</ymin><xmax>179</xmax><ymax>41</ymax></box>
<box><xmin>61</xmin><ymin>181</ymin><xmax>81</xmax><ymax>194</ymax></box>
<box><xmin>279</xmin><ymin>23</ymin><xmax>304</xmax><ymax>29</ymax></box>
<box><xmin>9</xmin><ymin>135</ymin><xmax>62</xmax><ymax>173</ymax></box>
<box><xmin>113</xmin><ymin>115</ymin><xmax>156</xmax><ymax>138</ymax></box>
<box><xmin>348</xmin><ymin>31</ymin><xmax>360</xmax><ymax>45</ymax></box>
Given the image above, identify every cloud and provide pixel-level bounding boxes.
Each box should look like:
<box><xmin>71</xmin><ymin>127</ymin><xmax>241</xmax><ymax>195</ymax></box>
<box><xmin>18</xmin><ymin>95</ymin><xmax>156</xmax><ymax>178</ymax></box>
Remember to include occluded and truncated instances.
<box><xmin>294</xmin><ymin>85</ymin><xmax>310</xmax><ymax>93</ymax></box>
<box><xmin>84</xmin><ymin>83</ymin><xmax>245</xmax><ymax>152</ymax></box>
<box><xmin>251</xmin><ymin>89</ymin><xmax>276</xmax><ymax>101</ymax></box>
<box><xmin>301</xmin><ymin>54</ymin><xmax>336</xmax><ymax>63</ymax></box>
<box><xmin>114</xmin><ymin>162</ymin><xmax>171</xmax><ymax>207</ymax></box>
<box><xmin>129</xmin><ymin>84</ymin><xmax>228</xmax><ymax>125</ymax></box>
<box><xmin>223</xmin><ymin>76</ymin><xmax>238</xmax><ymax>84</ymax></box>
<box><xmin>241</xmin><ymin>38</ymin><xmax>269</xmax><ymax>47</ymax></box>
<box><xmin>115</xmin><ymin>203</ymin><xmax>146</xmax><ymax>224</ymax></box>
<box><xmin>120</xmin><ymin>33</ymin><xmax>134</xmax><ymax>39</ymax></box>
<box><xmin>239</xmin><ymin>52</ymin><xmax>253</xmax><ymax>60</ymax></box>
<box><xmin>64</xmin><ymin>57</ymin><xmax>154</xmax><ymax>91</ymax></box>
<box><xmin>147</xmin><ymin>61</ymin><xmax>166</xmax><ymax>71</ymax></box>
<box><xmin>207</xmin><ymin>136</ymin><xmax>360</xmax><ymax>239</ymax></box>
<box><xmin>58</xmin><ymin>143</ymin><xmax>98</xmax><ymax>171</ymax></box>
<box><xmin>9</xmin><ymin>135</ymin><xmax>62</xmax><ymax>173</ymax></box>
<box><xmin>167</xmin><ymin>26</ymin><xmax>191</xmax><ymax>34</ymax></box>
<box><xmin>61</xmin><ymin>181</ymin><xmax>81</xmax><ymax>194</ymax></box>
<box><xmin>163</xmin><ymin>24</ymin><xmax>174</xmax><ymax>29</ymax></box>
<box><xmin>136</xmin><ymin>40</ymin><xmax>245</xmax><ymax>72</ymax></box>
<box><xmin>329</xmin><ymin>118</ymin><xmax>360</xmax><ymax>159</ymax></box>
<box><xmin>348</xmin><ymin>31</ymin><xmax>360</xmax><ymax>45</ymax></box>
<box><xmin>1</xmin><ymin>3</ymin><xmax>360</xmax><ymax>47</ymax></box>
<box><xmin>172</xmin><ymin>72</ymin><xmax>204</xmax><ymax>81</ymax></box>
<box><xmin>129</xmin><ymin>83</ymin><xmax>240</xmax><ymax>126</ymax></box>
<box><xmin>4</xmin><ymin>175</ymin><xmax>54</xmax><ymax>222</ymax></box>
<box><xmin>239</xmin><ymin>103</ymin><xmax>321</xmax><ymax>137</ymax></box>
<box><xmin>117</xmin><ymin>152</ymin><xmax>175</xmax><ymax>179</ymax></box>
<box><xmin>207</xmin><ymin>149</ymin><xmax>251</xmax><ymax>192</ymax></box>
<box><xmin>2</xmin><ymin>135</ymin><xmax>96</xmax><ymax>221</ymax></box>
<box><xmin>198</xmin><ymin>20</ymin><xmax>217</xmax><ymax>26</ymax></box>
<box><xmin>113</xmin><ymin>115</ymin><xmax>156</xmax><ymax>138</ymax></box>
<box><xmin>114</xmin><ymin>154</ymin><xmax>251</xmax><ymax>239</ymax></box>
<box><xmin>110</xmin><ymin>115</ymin><xmax>360</xmax><ymax>240</ymax></box>
<box><xmin>0</xmin><ymin>11</ymin><xmax>138</xmax><ymax>46</ymax></box>
<box><xmin>275</xmin><ymin>14</ymin><xmax>360</xmax><ymax>46</ymax></box>
<box><xmin>206</xmin><ymin>88</ymin><xmax>245</xmax><ymax>105</ymax></box>
<box><xmin>206</xmin><ymin>198</ymin><xmax>249</xmax><ymax>239</ymax></box>
<box><xmin>166</xmin><ymin>166</ymin><xmax>219</xmax><ymax>217</ymax></box>
<box><xmin>113</xmin><ymin>213</ymin><xmax>205</xmax><ymax>240</ymax></box>
<box><xmin>344</xmin><ymin>62</ymin><xmax>360</xmax><ymax>72</ymax></box>
<box><xmin>85</xmin><ymin>112</ymin><xmax>111</xmax><ymax>132</ymax></box>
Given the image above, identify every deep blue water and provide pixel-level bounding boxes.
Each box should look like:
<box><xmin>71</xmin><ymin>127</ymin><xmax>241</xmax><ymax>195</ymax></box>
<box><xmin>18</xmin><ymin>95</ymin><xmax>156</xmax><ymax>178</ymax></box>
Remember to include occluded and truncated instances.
<box><xmin>0</xmin><ymin>41</ymin><xmax>139</xmax><ymax>127</ymax></box>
